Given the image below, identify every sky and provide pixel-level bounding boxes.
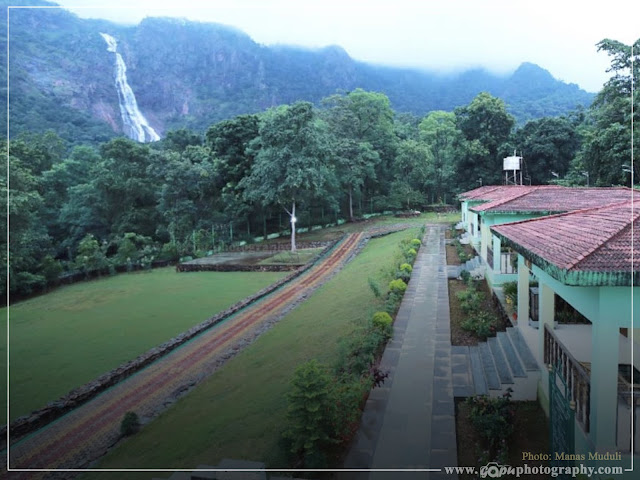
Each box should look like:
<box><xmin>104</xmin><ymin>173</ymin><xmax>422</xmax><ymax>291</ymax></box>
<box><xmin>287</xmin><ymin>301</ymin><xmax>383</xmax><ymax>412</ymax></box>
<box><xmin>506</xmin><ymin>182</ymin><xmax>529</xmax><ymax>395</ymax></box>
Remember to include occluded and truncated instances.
<box><xmin>48</xmin><ymin>0</ymin><xmax>639</xmax><ymax>93</ymax></box>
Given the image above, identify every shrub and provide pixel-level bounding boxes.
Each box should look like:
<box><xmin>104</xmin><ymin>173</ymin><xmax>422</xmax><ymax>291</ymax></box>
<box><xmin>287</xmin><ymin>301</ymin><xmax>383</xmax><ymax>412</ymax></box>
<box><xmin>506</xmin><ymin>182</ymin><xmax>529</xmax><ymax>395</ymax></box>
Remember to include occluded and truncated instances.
<box><xmin>405</xmin><ymin>247</ymin><xmax>417</xmax><ymax>258</ymax></box>
<box><xmin>368</xmin><ymin>276</ymin><xmax>381</xmax><ymax>298</ymax></box>
<box><xmin>120</xmin><ymin>411</ymin><xmax>140</xmax><ymax>436</ymax></box>
<box><xmin>75</xmin><ymin>234</ymin><xmax>108</xmax><ymax>273</ymax></box>
<box><xmin>462</xmin><ymin>311</ymin><xmax>498</xmax><ymax>339</ymax></box>
<box><xmin>456</xmin><ymin>287</ymin><xmax>484</xmax><ymax>314</ymax></box>
<box><xmin>371</xmin><ymin>311</ymin><xmax>393</xmax><ymax>338</ymax></box>
<box><xmin>410</xmin><ymin>238</ymin><xmax>421</xmax><ymax>248</ymax></box>
<box><xmin>335</xmin><ymin>324</ymin><xmax>388</xmax><ymax>377</ymax></box>
<box><xmin>399</xmin><ymin>263</ymin><xmax>413</xmax><ymax>273</ymax></box>
<box><xmin>395</xmin><ymin>269</ymin><xmax>411</xmax><ymax>282</ymax></box>
<box><xmin>160</xmin><ymin>242</ymin><xmax>180</xmax><ymax>262</ymax></box>
<box><xmin>384</xmin><ymin>292</ymin><xmax>402</xmax><ymax>314</ymax></box>
<box><xmin>502</xmin><ymin>281</ymin><xmax>518</xmax><ymax>307</ymax></box>
<box><xmin>459</xmin><ymin>270</ymin><xmax>471</xmax><ymax>283</ymax></box>
<box><xmin>466</xmin><ymin>390</ymin><xmax>514</xmax><ymax>462</ymax></box>
<box><xmin>40</xmin><ymin>255</ymin><xmax>63</xmax><ymax>284</ymax></box>
<box><xmin>388</xmin><ymin>278</ymin><xmax>407</xmax><ymax>295</ymax></box>
<box><xmin>284</xmin><ymin>360</ymin><xmax>335</xmax><ymax>467</ymax></box>
<box><xmin>330</xmin><ymin>375</ymin><xmax>372</xmax><ymax>444</ymax></box>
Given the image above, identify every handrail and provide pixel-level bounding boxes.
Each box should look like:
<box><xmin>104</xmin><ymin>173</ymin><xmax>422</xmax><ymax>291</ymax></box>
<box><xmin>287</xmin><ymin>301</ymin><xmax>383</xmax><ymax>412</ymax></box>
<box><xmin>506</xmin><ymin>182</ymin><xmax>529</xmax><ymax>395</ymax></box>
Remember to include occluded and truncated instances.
<box><xmin>544</xmin><ymin>323</ymin><xmax>591</xmax><ymax>433</ymax></box>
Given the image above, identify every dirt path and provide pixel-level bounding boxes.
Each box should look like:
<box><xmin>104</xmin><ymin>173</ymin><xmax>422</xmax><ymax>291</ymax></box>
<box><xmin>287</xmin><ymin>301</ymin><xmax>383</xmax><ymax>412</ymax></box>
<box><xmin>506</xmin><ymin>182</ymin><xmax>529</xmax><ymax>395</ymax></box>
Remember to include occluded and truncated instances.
<box><xmin>8</xmin><ymin>233</ymin><xmax>365</xmax><ymax>478</ymax></box>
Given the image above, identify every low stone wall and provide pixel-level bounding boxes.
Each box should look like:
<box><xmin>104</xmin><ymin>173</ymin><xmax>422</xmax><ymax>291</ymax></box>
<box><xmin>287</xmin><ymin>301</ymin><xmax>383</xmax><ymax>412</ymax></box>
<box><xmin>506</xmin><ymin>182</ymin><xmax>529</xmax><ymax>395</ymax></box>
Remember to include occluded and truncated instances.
<box><xmin>492</xmin><ymin>291</ymin><xmax>511</xmax><ymax>326</ymax></box>
<box><xmin>177</xmin><ymin>263</ymin><xmax>301</xmax><ymax>272</ymax></box>
<box><xmin>5</xmin><ymin>238</ymin><xmax>340</xmax><ymax>441</ymax></box>
<box><xmin>223</xmin><ymin>241</ymin><xmax>330</xmax><ymax>252</ymax></box>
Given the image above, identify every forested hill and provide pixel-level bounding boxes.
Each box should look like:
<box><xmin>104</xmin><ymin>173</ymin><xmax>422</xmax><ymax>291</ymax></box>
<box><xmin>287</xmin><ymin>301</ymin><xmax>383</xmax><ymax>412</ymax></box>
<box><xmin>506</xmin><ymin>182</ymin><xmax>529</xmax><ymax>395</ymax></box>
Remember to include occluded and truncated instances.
<box><xmin>3</xmin><ymin>1</ymin><xmax>594</xmax><ymax>143</ymax></box>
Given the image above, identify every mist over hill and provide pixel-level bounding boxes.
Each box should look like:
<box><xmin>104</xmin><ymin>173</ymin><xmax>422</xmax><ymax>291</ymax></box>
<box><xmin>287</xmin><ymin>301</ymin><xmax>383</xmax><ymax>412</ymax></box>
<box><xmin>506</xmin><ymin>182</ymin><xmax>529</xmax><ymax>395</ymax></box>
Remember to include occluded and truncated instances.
<box><xmin>2</xmin><ymin>1</ymin><xmax>595</xmax><ymax>143</ymax></box>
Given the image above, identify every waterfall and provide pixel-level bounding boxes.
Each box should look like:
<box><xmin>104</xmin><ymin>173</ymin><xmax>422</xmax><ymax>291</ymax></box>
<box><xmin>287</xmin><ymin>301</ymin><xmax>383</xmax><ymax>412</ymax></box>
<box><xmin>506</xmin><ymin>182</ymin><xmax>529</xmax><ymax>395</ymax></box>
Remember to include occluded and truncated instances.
<box><xmin>100</xmin><ymin>33</ymin><xmax>160</xmax><ymax>143</ymax></box>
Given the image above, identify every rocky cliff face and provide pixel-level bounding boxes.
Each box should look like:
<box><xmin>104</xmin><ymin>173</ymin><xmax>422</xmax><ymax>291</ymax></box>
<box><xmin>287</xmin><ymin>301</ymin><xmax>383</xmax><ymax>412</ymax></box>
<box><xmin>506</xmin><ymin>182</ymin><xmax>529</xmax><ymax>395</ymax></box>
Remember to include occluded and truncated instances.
<box><xmin>2</xmin><ymin>2</ymin><xmax>595</xmax><ymax>144</ymax></box>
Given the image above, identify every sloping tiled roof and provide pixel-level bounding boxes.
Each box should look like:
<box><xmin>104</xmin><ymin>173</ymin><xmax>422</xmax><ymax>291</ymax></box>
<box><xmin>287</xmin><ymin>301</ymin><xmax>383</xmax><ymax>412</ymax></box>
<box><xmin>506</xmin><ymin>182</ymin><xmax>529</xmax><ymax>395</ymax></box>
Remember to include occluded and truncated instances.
<box><xmin>474</xmin><ymin>187</ymin><xmax>633</xmax><ymax>213</ymax></box>
<box><xmin>492</xmin><ymin>201</ymin><xmax>639</xmax><ymax>285</ymax></box>
<box><xmin>460</xmin><ymin>184</ymin><xmax>566</xmax><ymax>209</ymax></box>
<box><xmin>458</xmin><ymin>185</ymin><xmax>504</xmax><ymax>200</ymax></box>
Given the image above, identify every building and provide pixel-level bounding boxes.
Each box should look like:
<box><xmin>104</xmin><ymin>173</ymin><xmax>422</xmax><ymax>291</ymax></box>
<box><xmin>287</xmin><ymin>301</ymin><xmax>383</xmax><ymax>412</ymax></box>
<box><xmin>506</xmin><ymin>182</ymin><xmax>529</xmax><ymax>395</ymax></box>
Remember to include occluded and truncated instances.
<box><xmin>458</xmin><ymin>186</ymin><xmax>639</xmax><ymax>472</ymax></box>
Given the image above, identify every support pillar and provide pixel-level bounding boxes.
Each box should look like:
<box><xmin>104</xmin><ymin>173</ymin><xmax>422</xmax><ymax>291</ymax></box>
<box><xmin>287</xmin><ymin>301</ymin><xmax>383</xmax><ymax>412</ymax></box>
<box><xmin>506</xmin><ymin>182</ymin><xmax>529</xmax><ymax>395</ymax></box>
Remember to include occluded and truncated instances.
<box><xmin>492</xmin><ymin>235</ymin><xmax>501</xmax><ymax>273</ymax></box>
<box><xmin>590</xmin><ymin>320</ymin><xmax>619</xmax><ymax>450</ymax></box>
<box><xmin>517</xmin><ymin>256</ymin><xmax>530</xmax><ymax>331</ymax></box>
<box><xmin>538</xmin><ymin>283</ymin><xmax>555</xmax><ymax>364</ymax></box>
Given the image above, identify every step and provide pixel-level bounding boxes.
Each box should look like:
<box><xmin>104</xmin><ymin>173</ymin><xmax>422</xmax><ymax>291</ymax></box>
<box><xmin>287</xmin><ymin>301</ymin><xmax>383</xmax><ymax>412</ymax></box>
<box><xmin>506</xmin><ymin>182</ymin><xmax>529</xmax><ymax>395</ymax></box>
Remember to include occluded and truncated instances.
<box><xmin>478</xmin><ymin>342</ymin><xmax>501</xmax><ymax>390</ymax></box>
<box><xmin>469</xmin><ymin>345</ymin><xmax>488</xmax><ymax>395</ymax></box>
<box><xmin>497</xmin><ymin>331</ymin><xmax>526</xmax><ymax>378</ymax></box>
<box><xmin>507</xmin><ymin>327</ymin><xmax>539</xmax><ymax>371</ymax></box>
<box><xmin>488</xmin><ymin>337</ymin><xmax>514</xmax><ymax>384</ymax></box>
<box><xmin>451</xmin><ymin>346</ymin><xmax>474</xmax><ymax>397</ymax></box>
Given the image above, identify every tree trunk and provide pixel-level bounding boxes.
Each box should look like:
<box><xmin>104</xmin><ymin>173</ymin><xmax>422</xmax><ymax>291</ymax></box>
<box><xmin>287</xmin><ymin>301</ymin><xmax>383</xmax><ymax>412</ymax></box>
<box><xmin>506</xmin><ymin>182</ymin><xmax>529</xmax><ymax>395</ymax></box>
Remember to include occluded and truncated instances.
<box><xmin>290</xmin><ymin>201</ymin><xmax>297</xmax><ymax>252</ymax></box>
<box><xmin>349</xmin><ymin>188</ymin><xmax>354</xmax><ymax>221</ymax></box>
<box><xmin>263</xmin><ymin>213</ymin><xmax>267</xmax><ymax>239</ymax></box>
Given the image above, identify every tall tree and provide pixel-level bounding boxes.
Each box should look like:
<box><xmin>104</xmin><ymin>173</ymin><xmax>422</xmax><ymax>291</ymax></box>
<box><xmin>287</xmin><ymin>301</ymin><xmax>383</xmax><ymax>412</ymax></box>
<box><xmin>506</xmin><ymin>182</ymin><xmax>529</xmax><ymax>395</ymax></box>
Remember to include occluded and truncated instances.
<box><xmin>206</xmin><ymin>114</ymin><xmax>261</xmax><ymax>229</ymax></box>
<box><xmin>2</xmin><ymin>142</ymin><xmax>52</xmax><ymax>296</ymax></box>
<box><xmin>389</xmin><ymin>139</ymin><xmax>431</xmax><ymax>210</ymax></box>
<box><xmin>576</xmin><ymin>38</ymin><xmax>639</xmax><ymax>186</ymax></box>
<box><xmin>455</xmin><ymin>93</ymin><xmax>515</xmax><ymax>190</ymax></box>
<box><xmin>505</xmin><ymin>116</ymin><xmax>580</xmax><ymax>185</ymax></box>
<box><xmin>241</xmin><ymin>102</ymin><xmax>334</xmax><ymax>251</ymax></box>
<box><xmin>323</xmin><ymin>89</ymin><xmax>395</xmax><ymax>218</ymax></box>
<box><xmin>419</xmin><ymin>111</ymin><xmax>462</xmax><ymax>203</ymax></box>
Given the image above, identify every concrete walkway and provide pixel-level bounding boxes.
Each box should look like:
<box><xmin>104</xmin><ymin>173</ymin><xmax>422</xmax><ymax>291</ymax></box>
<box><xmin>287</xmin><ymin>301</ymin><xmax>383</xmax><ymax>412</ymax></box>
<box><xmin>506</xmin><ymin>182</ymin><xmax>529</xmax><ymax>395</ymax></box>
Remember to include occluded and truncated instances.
<box><xmin>342</xmin><ymin>225</ymin><xmax>458</xmax><ymax>479</ymax></box>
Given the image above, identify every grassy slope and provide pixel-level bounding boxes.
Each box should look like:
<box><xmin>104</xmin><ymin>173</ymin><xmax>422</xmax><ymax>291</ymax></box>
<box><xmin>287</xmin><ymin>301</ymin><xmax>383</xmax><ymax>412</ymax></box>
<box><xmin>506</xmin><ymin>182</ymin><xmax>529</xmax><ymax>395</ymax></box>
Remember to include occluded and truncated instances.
<box><xmin>86</xmin><ymin>228</ymin><xmax>419</xmax><ymax>477</ymax></box>
<box><xmin>2</xmin><ymin>268</ymin><xmax>286</xmax><ymax>419</ymax></box>
<box><xmin>270</xmin><ymin>212</ymin><xmax>457</xmax><ymax>242</ymax></box>
<box><xmin>258</xmin><ymin>248</ymin><xmax>323</xmax><ymax>265</ymax></box>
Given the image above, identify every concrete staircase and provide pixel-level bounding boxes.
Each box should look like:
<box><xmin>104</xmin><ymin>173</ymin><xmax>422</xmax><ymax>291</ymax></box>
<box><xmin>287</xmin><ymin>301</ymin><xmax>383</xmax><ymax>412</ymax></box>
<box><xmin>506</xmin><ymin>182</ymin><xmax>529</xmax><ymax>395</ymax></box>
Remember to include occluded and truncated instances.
<box><xmin>463</xmin><ymin>255</ymin><xmax>486</xmax><ymax>279</ymax></box>
<box><xmin>451</xmin><ymin>327</ymin><xmax>540</xmax><ymax>401</ymax></box>
<box><xmin>447</xmin><ymin>255</ymin><xmax>486</xmax><ymax>280</ymax></box>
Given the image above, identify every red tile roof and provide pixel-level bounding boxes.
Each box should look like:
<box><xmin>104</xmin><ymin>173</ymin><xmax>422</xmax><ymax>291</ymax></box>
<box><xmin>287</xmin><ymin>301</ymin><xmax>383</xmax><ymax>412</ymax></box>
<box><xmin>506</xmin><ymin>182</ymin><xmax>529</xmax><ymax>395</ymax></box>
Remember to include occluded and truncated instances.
<box><xmin>473</xmin><ymin>187</ymin><xmax>633</xmax><ymax>213</ymax></box>
<box><xmin>492</xmin><ymin>201</ymin><xmax>639</xmax><ymax>282</ymax></box>
<box><xmin>459</xmin><ymin>185</ymin><xmax>565</xmax><ymax>205</ymax></box>
<box><xmin>458</xmin><ymin>185</ymin><xmax>504</xmax><ymax>200</ymax></box>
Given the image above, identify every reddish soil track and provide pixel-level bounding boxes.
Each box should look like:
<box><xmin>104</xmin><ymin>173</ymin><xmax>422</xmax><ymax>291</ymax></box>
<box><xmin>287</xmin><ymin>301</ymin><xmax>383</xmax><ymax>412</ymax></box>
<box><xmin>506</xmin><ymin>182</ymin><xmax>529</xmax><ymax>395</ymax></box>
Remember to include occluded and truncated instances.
<box><xmin>7</xmin><ymin>233</ymin><xmax>364</xmax><ymax>478</ymax></box>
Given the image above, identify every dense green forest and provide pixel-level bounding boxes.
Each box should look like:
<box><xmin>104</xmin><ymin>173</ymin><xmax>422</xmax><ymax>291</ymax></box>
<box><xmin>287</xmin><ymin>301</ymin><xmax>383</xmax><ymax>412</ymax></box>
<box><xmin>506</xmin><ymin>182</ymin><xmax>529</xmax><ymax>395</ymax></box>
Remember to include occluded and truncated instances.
<box><xmin>2</xmin><ymin>1</ymin><xmax>595</xmax><ymax>145</ymax></box>
<box><xmin>4</xmin><ymin>35</ymin><xmax>638</xmax><ymax>299</ymax></box>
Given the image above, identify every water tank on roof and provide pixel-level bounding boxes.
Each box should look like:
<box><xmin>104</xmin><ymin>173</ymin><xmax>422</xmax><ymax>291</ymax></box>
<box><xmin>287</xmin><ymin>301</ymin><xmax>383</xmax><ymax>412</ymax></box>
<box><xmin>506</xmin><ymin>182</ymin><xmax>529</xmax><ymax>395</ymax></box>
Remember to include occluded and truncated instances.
<box><xmin>503</xmin><ymin>155</ymin><xmax>521</xmax><ymax>171</ymax></box>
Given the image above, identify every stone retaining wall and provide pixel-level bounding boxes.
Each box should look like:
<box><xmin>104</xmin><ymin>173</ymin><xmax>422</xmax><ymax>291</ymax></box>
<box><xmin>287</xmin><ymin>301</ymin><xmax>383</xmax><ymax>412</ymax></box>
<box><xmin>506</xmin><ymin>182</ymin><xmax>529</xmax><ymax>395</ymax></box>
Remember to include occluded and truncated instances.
<box><xmin>177</xmin><ymin>263</ymin><xmax>301</xmax><ymax>273</ymax></box>
<box><xmin>223</xmin><ymin>241</ymin><xmax>330</xmax><ymax>252</ymax></box>
<box><xmin>5</xmin><ymin>238</ymin><xmax>340</xmax><ymax>441</ymax></box>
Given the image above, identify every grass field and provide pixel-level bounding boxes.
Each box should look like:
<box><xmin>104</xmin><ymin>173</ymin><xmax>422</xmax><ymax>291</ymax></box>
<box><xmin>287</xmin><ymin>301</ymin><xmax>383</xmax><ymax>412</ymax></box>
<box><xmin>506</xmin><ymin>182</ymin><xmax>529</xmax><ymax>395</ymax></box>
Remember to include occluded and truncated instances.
<box><xmin>2</xmin><ymin>268</ymin><xmax>287</xmax><ymax>420</ymax></box>
<box><xmin>263</xmin><ymin>211</ymin><xmax>457</xmax><ymax>243</ymax></box>
<box><xmin>258</xmin><ymin>247</ymin><xmax>324</xmax><ymax>265</ymax></box>
<box><xmin>85</xmin><ymin>228</ymin><xmax>420</xmax><ymax>477</ymax></box>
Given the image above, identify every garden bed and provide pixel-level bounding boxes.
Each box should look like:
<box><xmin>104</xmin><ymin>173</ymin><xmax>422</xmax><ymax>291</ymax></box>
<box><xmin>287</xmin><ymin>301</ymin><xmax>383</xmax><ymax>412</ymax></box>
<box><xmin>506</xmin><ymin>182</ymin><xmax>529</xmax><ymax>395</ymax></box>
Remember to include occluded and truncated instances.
<box><xmin>448</xmin><ymin>278</ymin><xmax>510</xmax><ymax>345</ymax></box>
<box><xmin>456</xmin><ymin>399</ymin><xmax>549</xmax><ymax>478</ymax></box>
<box><xmin>445</xmin><ymin>241</ymin><xmax>475</xmax><ymax>266</ymax></box>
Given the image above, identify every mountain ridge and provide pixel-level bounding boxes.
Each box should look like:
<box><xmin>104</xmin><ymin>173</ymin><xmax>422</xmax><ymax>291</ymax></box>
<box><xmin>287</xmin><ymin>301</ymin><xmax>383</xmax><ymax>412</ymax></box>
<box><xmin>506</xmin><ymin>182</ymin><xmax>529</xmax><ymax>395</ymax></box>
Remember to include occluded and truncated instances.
<box><xmin>2</xmin><ymin>1</ymin><xmax>595</xmax><ymax>143</ymax></box>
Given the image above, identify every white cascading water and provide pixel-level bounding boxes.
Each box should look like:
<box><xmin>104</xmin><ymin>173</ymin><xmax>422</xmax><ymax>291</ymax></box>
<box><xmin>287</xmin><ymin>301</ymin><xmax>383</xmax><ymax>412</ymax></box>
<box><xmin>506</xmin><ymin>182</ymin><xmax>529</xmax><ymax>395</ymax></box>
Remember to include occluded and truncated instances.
<box><xmin>100</xmin><ymin>33</ymin><xmax>160</xmax><ymax>142</ymax></box>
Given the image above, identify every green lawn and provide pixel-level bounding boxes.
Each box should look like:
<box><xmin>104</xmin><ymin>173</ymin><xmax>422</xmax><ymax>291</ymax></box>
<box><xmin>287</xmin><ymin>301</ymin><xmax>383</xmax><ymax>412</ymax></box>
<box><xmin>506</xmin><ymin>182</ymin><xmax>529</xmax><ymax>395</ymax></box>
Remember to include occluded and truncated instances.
<box><xmin>298</xmin><ymin>211</ymin><xmax>457</xmax><ymax>241</ymax></box>
<box><xmin>85</xmin><ymin>228</ymin><xmax>419</xmax><ymax>477</ymax></box>
<box><xmin>2</xmin><ymin>268</ymin><xmax>287</xmax><ymax>420</ymax></box>
<box><xmin>258</xmin><ymin>247</ymin><xmax>324</xmax><ymax>265</ymax></box>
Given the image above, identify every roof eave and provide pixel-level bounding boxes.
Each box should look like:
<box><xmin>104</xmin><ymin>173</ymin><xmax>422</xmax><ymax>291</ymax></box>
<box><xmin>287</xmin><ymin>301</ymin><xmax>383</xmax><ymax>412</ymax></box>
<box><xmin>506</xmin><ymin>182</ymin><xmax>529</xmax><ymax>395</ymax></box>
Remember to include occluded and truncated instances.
<box><xmin>493</xmin><ymin>230</ymin><xmax>638</xmax><ymax>287</ymax></box>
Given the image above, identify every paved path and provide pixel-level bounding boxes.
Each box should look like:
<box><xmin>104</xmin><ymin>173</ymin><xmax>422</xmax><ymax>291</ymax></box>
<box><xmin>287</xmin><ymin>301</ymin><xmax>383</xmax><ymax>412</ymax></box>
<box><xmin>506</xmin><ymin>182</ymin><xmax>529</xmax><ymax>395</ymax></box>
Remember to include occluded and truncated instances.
<box><xmin>342</xmin><ymin>225</ymin><xmax>458</xmax><ymax>479</ymax></box>
<box><xmin>8</xmin><ymin>233</ymin><xmax>364</xmax><ymax>478</ymax></box>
